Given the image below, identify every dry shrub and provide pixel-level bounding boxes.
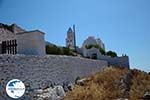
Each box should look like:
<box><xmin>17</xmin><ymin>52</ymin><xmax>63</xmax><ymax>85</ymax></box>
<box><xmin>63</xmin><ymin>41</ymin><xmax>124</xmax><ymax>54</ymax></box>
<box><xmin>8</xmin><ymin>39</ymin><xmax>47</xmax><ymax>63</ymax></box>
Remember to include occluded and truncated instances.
<box><xmin>129</xmin><ymin>69</ymin><xmax>150</xmax><ymax>100</ymax></box>
<box><xmin>64</xmin><ymin>67</ymin><xmax>150</xmax><ymax>100</ymax></box>
<box><xmin>64</xmin><ymin>67</ymin><xmax>128</xmax><ymax>100</ymax></box>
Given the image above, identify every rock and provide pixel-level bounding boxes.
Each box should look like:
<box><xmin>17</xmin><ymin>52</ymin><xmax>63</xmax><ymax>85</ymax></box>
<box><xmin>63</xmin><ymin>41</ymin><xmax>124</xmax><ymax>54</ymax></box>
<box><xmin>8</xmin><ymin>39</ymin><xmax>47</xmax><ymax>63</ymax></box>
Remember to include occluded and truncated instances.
<box><xmin>35</xmin><ymin>85</ymin><xmax>65</xmax><ymax>100</ymax></box>
<box><xmin>54</xmin><ymin>86</ymin><xmax>66</xmax><ymax>97</ymax></box>
<box><xmin>116</xmin><ymin>98</ymin><xmax>128</xmax><ymax>100</ymax></box>
<box><xmin>120</xmin><ymin>70</ymin><xmax>133</xmax><ymax>98</ymax></box>
<box><xmin>63</xmin><ymin>82</ymin><xmax>69</xmax><ymax>92</ymax></box>
<box><xmin>63</xmin><ymin>81</ymin><xmax>74</xmax><ymax>92</ymax></box>
<box><xmin>35</xmin><ymin>89</ymin><xmax>44</xmax><ymax>94</ymax></box>
<box><xmin>67</xmin><ymin>83</ymin><xmax>74</xmax><ymax>91</ymax></box>
<box><xmin>40</xmin><ymin>80</ymin><xmax>55</xmax><ymax>89</ymax></box>
<box><xmin>143</xmin><ymin>90</ymin><xmax>150</xmax><ymax>100</ymax></box>
<box><xmin>76</xmin><ymin>78</ymin><xmax>87</xmax><ymax>86</ymax></box>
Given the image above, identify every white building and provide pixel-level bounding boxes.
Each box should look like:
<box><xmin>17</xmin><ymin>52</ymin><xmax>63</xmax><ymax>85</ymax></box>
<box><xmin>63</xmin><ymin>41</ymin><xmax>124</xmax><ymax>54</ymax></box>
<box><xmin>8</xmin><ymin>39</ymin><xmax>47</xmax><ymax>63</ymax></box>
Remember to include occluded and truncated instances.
<box><xmin>0</xmin><ymin>23</ymin><xmax>45</xmax><ymax>56</ymax></box>
<box><xmin>82</xmin><ymin>36</ymin><xmax>105</xmax><ymax>58</ymax></box>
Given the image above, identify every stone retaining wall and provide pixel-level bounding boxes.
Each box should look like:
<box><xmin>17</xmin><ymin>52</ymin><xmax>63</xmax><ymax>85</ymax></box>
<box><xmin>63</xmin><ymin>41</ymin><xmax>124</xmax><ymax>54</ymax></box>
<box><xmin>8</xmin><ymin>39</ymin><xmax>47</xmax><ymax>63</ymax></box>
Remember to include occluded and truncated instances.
<box><xmin>98</xmin><ymin>55</ymin><xmax>130</xmax><ymax>68</ymax></box>
<box><xmin>0</xmin><ymin>54</ymin><xmax>108</xmax><ymax>90</ymax></box>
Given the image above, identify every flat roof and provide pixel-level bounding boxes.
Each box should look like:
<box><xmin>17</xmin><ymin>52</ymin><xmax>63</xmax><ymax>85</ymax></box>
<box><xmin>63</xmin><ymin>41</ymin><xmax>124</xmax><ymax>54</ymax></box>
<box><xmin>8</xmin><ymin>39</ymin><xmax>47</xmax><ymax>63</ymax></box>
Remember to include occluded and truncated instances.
<box><xmin>16</xmin><ymin>30</ymin><xmax>45</xmax><ymax>35</ymax></box>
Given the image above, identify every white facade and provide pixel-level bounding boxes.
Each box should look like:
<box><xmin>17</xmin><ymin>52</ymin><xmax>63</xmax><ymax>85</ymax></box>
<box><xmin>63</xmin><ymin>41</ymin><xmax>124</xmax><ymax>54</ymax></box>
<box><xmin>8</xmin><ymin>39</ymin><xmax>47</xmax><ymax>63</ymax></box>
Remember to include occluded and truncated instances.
<box><xmin>97</xmin><ymin>38</ymin><xmax>105</xmax><ymax>50</ymax></box>
<box><xmin>82</xmin><ymin>36</ymin><xmax>105</xmax><ymax>58</ymax></box>
<box><xmin>17</xmin><ymin>30</ymin><xmax>45</xmax><ymax>56</ymax></box>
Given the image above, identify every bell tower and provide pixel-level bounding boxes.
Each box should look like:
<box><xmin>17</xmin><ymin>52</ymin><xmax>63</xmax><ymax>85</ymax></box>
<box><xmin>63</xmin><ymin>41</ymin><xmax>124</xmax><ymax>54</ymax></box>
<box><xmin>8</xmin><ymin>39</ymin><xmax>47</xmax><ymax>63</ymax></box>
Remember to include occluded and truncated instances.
<box><xmin>66</xmin><ymin>25</ymin><xmax>76</xmax><ymax>50</ymax></box>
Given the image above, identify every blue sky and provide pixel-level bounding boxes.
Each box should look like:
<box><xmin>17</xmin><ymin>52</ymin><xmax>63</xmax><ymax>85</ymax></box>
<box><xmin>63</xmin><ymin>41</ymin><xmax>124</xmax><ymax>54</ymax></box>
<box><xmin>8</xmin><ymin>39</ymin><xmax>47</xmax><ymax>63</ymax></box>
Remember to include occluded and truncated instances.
<box><xmin>0</xmin><ymin>0</ymin><xmax>149</xmax><ymax>72</ymax></box>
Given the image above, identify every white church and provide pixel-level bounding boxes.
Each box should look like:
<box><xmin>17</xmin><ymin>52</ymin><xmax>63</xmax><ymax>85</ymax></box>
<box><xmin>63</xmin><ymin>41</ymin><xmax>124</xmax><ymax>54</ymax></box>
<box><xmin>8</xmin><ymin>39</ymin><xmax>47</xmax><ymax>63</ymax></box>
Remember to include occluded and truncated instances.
<box><xmin>66</xmin><ymin>25</ymin><xmax>129</xmax><ymax>68</ymax></box>
<box><xmin>66</xmin><ymin>25</ymin><xmax>105</xmax><ymax>59</ymax></box>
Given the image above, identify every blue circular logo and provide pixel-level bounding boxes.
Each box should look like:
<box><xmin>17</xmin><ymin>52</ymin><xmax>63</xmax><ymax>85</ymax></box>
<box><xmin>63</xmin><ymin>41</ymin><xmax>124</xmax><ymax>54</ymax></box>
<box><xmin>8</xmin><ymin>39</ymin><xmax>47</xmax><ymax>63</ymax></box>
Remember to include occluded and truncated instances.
<box><xmin>6</xmin><ymin>79</ymin><xmax>25</xmax><ymax>99</ymax></box>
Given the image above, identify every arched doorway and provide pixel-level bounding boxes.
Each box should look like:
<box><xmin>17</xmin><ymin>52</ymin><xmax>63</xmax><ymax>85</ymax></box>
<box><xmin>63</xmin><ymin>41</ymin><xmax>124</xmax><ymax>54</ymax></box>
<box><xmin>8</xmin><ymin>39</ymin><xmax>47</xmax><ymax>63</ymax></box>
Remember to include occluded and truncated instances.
<box><xmin>91</xmin><ymin>53</ymin><xmax>97</xmax><ymax>59</ymax></box>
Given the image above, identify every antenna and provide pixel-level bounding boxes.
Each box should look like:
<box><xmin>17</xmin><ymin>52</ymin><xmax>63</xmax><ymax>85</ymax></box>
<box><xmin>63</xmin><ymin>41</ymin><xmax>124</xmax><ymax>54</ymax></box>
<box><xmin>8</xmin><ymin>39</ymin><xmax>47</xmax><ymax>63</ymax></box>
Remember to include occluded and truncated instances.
<box><xmin>97</xmin><ymin>33</ymin><xmax>99</xmax><ymax>38</ymax></box>
<box><xmin>73</xmin><ymin>25</ymin><xmax>76</xmax><ymax>51</ymax></box>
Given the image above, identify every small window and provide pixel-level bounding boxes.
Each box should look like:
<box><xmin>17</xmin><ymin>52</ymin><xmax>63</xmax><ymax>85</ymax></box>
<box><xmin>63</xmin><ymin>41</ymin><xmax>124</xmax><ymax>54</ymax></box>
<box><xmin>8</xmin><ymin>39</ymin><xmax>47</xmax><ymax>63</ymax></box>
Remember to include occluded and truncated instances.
<box><xmin>91</xmin><ymin>53</ymin><xmax>97</xmax><ymax>59</ymax></box>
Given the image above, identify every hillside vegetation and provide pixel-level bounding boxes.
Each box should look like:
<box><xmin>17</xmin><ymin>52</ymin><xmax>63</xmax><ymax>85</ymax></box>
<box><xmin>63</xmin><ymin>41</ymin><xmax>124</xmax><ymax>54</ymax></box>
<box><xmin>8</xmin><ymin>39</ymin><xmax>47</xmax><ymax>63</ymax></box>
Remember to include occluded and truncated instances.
<box><xmin>64</xmin><ymin>67</ymin><xmax>150</xmax><ymax>100</ymax></box>
<box><xmin>46</xmin><ymin>45</ymin><xmax>75</xmax><ymax>56</ymax></box>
